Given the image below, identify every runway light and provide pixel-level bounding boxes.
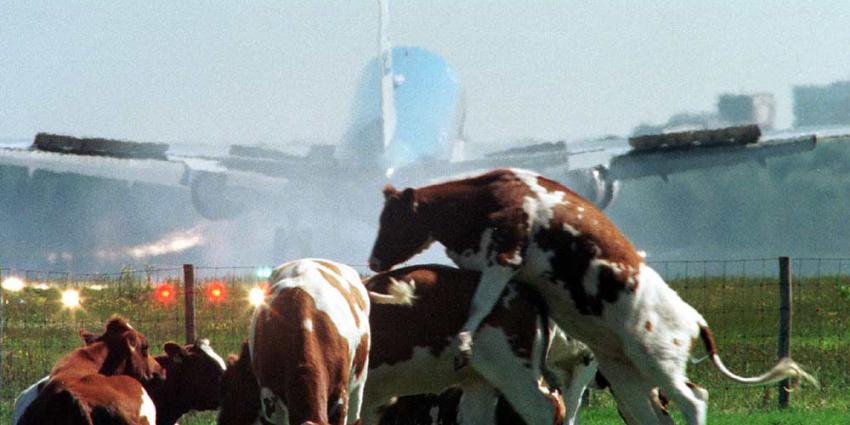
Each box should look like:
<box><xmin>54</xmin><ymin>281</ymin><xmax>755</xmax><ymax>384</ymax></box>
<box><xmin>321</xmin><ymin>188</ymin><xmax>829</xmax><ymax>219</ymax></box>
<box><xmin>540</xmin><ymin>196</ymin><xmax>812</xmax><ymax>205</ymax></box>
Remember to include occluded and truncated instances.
<box><xmin>1</xmin><ymin>277</ymin><xmax>25</xmax><ymax>292</ymax></box>
<box><xmin>154</xmin><ymin>283</ymin><xmax>176</xmax><ymax>304</ymax></box>
<box><xmin>206</xmin><ymin>281</ymin><xmax>226</xmax><ymax>303</ymax></box>
<box><xmin>61</xmin><ymin>289</ymin><xmax>81</xmax><ymax>308</ymax></box>
<box><xmin>248</xmin><ymin>286</ymin><xmax>266</xmax><ymax>307</ymax></box>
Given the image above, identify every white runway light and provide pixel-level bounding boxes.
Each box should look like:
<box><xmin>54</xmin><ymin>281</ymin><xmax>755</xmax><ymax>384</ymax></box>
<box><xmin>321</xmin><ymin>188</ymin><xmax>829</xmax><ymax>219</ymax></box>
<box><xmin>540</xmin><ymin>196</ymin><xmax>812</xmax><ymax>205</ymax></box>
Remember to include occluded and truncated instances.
<box><xmin>61</xmin><ymin>289</ymin><xmax>81</xmax><ymax>308</ymax></box>
<box><xmin>248</xmin><ymin>287</ymin><xmax>266</xmax><ymax>307</ymax></box>
<box><xmin>1</xmin><ymin>276</ymin><xmax>25</xmax><ymax>292</ymax></box>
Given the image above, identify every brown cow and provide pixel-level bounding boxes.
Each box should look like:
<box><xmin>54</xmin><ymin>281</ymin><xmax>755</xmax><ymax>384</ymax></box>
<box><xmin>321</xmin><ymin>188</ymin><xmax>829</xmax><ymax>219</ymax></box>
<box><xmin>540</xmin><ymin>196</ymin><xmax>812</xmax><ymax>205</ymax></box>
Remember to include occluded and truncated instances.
<box><xmin>368</xmin><ymin>168</ymin><xmax>817</xmax><ymax>425</ymax></box>
<box><xmin>249</xmin><ymin>258</ymin><xmax>371</xmax><ymax>425</ymax></box>
<box><xmin>18</xmin><ymin>316</ymin><xmax>163</xmax><ymax>425</ymax></box>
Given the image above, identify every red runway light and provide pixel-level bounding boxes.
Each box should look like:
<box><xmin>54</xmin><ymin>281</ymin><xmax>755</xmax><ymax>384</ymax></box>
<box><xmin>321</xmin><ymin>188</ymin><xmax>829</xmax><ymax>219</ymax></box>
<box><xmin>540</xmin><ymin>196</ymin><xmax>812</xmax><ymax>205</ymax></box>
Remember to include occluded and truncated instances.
<box><xmin>154</xmin><ymin>283</ymin><xmax>176</xmax><ymax>304</ymax></box>
<box><xmin>206</xmin><ymin>281</ymin><xmax>227</xmax><ymax>303</ymax></box>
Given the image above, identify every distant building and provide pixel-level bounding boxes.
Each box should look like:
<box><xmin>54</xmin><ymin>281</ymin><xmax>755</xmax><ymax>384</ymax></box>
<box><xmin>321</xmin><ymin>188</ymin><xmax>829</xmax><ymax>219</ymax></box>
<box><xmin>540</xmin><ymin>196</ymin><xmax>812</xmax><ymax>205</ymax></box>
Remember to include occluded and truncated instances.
<box><xmin>717</xmin><ymin>93</ymin><xmax>776</xmax><ymax>130</ymax></box>
<box><xmin>793</xmin><ymin>81</ymin><xmax>850</xmax><ymax>127</ymax></box>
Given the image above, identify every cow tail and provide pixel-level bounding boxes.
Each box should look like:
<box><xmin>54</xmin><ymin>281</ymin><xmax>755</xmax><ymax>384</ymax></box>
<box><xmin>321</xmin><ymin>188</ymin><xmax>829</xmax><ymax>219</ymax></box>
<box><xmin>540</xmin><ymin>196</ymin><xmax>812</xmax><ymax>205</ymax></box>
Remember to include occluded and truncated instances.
<box><xmin>699</xmin><ymin>325</ymin><xmax>819</xmax><ymax>388</ymax></box>
<box><xmin>367</xmin><ymin>277</ymin><xmax>417</xmax><ymax>305</ymax></box>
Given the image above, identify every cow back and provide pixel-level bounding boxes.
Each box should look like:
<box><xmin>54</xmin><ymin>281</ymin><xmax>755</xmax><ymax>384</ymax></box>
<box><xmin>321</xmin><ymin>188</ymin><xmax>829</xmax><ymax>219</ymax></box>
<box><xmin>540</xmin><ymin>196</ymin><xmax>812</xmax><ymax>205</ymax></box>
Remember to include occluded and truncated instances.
<box><xmin>367</xmin><ymin>264</ymin><xmax>543</xmax><ymax>370</ymax></box>
<box><xmin>19</xmin><ymin>375</ymin><xmax>155</xmax><ymax>425</ymax></box>
<box><xmin>250</xmin><ymin>259</ymin><xmax>370</xmax><ymax>425</ymax></box>
<box><xmin>17</xmin><ymin>382</ymin><xmax>90</xmax><ymax>425</ymax></box>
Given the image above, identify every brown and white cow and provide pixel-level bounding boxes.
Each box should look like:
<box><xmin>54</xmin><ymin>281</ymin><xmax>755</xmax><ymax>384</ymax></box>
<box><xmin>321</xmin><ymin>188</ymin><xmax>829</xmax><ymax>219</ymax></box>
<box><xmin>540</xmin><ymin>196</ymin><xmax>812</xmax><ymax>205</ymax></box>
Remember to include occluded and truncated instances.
<box><xmin>368</xmin><ymin>168</ymin><xmax>817</xmax><ymax>425</ymax></box>
<box><xmin>14</xmin><ymin>339</ymin><xmax>227</xmax><ymax>425</ymax></box>
<box><xmin>249</xmin><ymin>258</ymin><xmax>371</xmax><ymax>425</ymax></box>
<box><xmin>18</xmin><ymin>316</ymin><xmax>164</xmax><ymax>425</ymax></box>
<box><xmin>219</xmin><ymin>264</ymin><xmax>570</xmax><ymax>425</ymax></box>
<box><xmin>364</xmin><ymin>265</ymin><xmax>565</xmax><ymax>425</ymax></box>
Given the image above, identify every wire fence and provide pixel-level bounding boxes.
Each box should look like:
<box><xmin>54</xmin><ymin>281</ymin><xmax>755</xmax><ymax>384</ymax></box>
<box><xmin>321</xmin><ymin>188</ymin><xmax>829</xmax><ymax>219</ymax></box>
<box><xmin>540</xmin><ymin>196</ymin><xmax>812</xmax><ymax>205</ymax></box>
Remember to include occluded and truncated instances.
<box><xmin>1</xmin><ymin>258</ymin><xmax>847</xmax><ymax>423</ymax></box>
<box><xmin>640</xmin><ymin>258</ymin><xmax>849</xmax><ymax>412</ymax></box>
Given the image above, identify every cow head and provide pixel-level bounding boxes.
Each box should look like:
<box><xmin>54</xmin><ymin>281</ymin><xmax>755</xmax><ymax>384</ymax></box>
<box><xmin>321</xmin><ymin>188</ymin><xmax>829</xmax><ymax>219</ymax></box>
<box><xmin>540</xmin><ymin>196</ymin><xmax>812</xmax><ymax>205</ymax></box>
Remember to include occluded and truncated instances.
<box><xmin>153</xmin><ymin>339</ymin><xmax>227</xmax><ymax>416</ymax></box>
<box><xmin>218</xmin><ymin>341</ymin><xmax>261</xmax><ymax>425</ymax></box>
<box><xmin>369</xmin><ymin>185</ymin><xmax>433</xmax><ymax>272</ymax></box>
<box><xmin>89</xmin><ymin>316</ymin><xmax>163</xmax><ymax>385</ymax></box>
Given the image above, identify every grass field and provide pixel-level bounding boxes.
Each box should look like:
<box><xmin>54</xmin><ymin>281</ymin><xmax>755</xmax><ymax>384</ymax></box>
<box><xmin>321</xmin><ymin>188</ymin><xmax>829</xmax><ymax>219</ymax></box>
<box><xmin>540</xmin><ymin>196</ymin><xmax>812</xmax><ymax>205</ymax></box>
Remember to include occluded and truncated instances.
<box><xmin>2</xmin><ymin>263</ymin><xmax>848</xmax><ymax>423</ymax></box>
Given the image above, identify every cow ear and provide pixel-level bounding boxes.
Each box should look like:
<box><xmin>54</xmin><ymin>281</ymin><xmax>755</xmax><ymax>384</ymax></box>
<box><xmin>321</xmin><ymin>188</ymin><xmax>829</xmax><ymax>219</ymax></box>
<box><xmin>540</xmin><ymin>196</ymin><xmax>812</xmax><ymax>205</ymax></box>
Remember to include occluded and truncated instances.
<box><xmin>383</xmin><ymin>184</ymin><xmax>399</xmax><ymax>201</ymax></box>
<box><xmin>164</xmin><ymin>341</ymin><xmax>188</xmax><ymax>363</ymax></box>
<box><xmin>125</xmin><ymin>335</ymin><xmax>139</xmax><ymax>352</ymax></box>
<box><xmin>79</xmin><ymin>329</ymin><xmax>96</xmax><ymax>345</ymax></box>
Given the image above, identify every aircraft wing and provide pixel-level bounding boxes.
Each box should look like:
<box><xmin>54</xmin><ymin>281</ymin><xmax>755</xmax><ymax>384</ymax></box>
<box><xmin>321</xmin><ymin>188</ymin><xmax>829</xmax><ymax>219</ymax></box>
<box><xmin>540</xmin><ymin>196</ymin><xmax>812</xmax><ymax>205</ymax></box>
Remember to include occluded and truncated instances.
<box><xmin>1</xmin><ymin>125</ymin><xmax>846</xmax><ymax>221</ymax></box>
<box><xmin>395</xmin><ymin>124</ymin><xmax>828</xmax><ymax>184</ymax></box>
<box><xmin>0</xmin><ymin>134</ymin><xmax>291</xmax><ymax>220</ymax></box>
<box><xmin>400</xmin><ymin>124</ymin><xmax>846</xmax><ymax>209</ymax></box>
<box><xmin>606</xmin><ymin>133</ymin><xmax>816</xmax><ymax>182</ymax></box>
<box><xmin>388</xmin><ymin>141</ymin><xmax>580</xmax><ymax>184</ymax></box>
<box><xmin>0</xmin><ymin>146</ymin><xmax>188</xmax><ymax>187</ymax></box>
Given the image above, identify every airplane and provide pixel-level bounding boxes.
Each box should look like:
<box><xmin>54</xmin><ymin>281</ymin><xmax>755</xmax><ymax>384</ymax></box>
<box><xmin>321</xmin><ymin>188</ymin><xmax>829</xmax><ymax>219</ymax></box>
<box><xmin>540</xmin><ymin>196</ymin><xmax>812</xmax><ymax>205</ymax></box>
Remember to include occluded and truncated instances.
<box><xmin>0</xmin><ymin>0</ymin><xmax>846</xmax><ymax>271</ymax></box>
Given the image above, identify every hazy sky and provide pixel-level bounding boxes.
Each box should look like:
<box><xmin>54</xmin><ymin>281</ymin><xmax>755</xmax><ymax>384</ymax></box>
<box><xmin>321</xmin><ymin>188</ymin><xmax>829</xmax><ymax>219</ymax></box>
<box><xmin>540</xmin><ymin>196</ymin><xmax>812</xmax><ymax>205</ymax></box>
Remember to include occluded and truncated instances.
<box><xmin>3</xmin><ymin>1</ymin><xmax>850</xmax><ymax>150</ymax></box>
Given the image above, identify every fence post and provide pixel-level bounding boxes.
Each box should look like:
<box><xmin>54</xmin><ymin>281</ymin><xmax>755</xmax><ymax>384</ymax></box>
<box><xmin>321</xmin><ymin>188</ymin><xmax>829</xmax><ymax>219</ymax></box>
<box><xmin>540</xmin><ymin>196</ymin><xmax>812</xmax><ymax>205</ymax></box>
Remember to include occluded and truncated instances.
<box><xmin>777</xmin><ymin>256</ymin><xmax>792</xmax><ymax>409</ymax></box>
<box><xmin>183</xmin><ymin>264</ymin><xmax>196</xmax><ymax>345</ymax></box>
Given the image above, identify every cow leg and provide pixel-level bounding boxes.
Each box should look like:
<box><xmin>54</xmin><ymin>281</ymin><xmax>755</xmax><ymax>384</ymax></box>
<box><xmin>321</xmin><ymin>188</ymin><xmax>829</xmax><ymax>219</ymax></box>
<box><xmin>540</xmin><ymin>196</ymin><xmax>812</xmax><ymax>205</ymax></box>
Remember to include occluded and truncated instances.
<box><xmin>457</xmin><ymin>381</ymin><xmax>499</xmax><ymax>425</ymax></box>
<box><xmin>632</xmin><ymin>348</ymin><xmax>707</xmax><ymax>425</ymax></box>
<box><xmin>560</xmin><ymin>358</ymin><xmax>597</xmax><ymax>425</ymax></box>
<box><xmin>455</xmin><ymin>265</ymin><xmax>516</xmax><ymax>369</ymax></box>
<box><xmin>649</xmin><ymin>388</ymin><xmax>676</xmax><ymax>425</ymax></box>
<box><xmin>347</xmin><ymin>378</ymin><xmax>367</xmax><ymax>425</ymax></box>
<box><xmin>655</xmin><ymin>377</ymin><xmax>708</xmax><ymax>425</ymax></box>
<box><xmin>596</xmin><ymin>359</ymin><xmax>661</xmax><ymax>425</ymax></box>
<box><xmin>260</xmin><ymin>387</ymin><xmax>290</xmax><ymax>424</ymax></box>
<box><xmin>471</xmin><ymin>326</ymin><xmax>562</xmax><ymax>425</ymax></box>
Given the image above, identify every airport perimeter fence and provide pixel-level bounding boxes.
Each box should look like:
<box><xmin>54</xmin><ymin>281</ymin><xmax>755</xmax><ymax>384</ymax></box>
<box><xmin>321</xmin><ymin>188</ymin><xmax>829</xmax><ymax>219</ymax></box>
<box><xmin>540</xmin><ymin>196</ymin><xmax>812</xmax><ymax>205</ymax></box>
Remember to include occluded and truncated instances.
<box><xmin>1</xmin><ymin>258</ymin><xmax>848</xmax><ymax>422</ymax></box>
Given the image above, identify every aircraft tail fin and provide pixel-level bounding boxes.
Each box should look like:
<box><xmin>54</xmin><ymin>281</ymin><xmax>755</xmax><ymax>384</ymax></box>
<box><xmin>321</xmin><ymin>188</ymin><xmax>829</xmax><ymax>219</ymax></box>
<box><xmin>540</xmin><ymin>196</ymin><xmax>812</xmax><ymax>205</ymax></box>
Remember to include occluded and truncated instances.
<box><xmin>379</xmin><ymin>0</ymin><xmax>396</xmax><ymax>152</ymax></box>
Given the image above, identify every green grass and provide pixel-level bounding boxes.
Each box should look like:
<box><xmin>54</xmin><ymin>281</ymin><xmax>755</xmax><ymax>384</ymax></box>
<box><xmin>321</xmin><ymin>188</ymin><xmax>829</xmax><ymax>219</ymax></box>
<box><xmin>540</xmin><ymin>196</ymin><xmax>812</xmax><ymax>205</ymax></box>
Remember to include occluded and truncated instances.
<box><xmin>580</xmin><ymin>405</ymin><xmax>850</xmax><ymax>425</ymax></box>
<box><xmin>2</xmin><ymin>269</ymin><xmax>849</xmax><ymax>423</ymax></box>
